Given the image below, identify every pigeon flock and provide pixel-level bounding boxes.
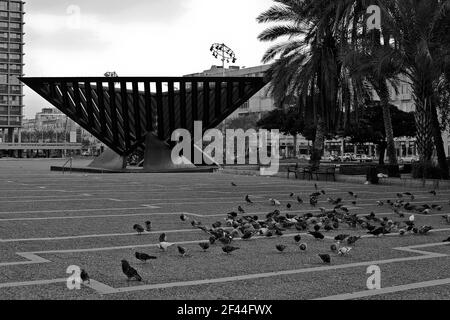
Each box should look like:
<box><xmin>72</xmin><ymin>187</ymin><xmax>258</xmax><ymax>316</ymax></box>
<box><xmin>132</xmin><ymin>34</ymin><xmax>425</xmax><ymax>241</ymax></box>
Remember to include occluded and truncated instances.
<box><xmin>79</xmin><ymin>183</ymin><xmax>450</xmax><ymax>284</ymax></box>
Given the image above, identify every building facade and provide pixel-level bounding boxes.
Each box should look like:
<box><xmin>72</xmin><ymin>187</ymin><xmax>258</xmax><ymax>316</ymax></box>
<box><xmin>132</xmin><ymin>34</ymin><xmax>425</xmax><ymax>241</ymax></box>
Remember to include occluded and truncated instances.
<box><xmin>187</xmin><ymin>64</ymin><xmax>450</xmax><ymax>159</ymax></box>
<box><xmin>0</xmin><ymin>0</ymin><xmax>24</xmax><ymax>143</ymax></box>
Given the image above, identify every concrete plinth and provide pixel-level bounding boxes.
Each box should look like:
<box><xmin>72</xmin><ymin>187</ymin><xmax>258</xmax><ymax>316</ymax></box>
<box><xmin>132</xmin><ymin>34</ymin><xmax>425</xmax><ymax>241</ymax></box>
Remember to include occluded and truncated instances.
<box><xmin>143</xmin><ymin>133</ymin><xmax>195</xmax><ymax>172</ymax></box>
<box><xmin>88</xmin><ymin>147</ymin><xmax>127</xmax><ymax>171</ymax></box>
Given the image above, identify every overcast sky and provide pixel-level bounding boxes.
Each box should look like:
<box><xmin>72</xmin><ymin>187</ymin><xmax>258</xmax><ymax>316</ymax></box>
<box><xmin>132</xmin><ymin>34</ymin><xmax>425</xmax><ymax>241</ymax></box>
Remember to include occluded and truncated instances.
<box><xmin>23</xmin><ymin>0</ymin><xmax>274</xmax><ymax>118</ymax></box>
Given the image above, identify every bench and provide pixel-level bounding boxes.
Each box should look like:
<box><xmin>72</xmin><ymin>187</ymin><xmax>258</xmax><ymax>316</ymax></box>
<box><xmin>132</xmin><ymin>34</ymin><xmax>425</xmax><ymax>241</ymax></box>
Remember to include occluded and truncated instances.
<box><xmin>313</xmin><ymin>166</ymin><xmax>336</xmax><ymax>182</ymax></box>
<box><xmin>288</xmin><ymin>163</ymin><xmax>336</xmax><ymax>181</ymax></box>
<box><xmin>287</xmin><ymin>163</ymin><xmax>313</xmax><ymax>180</ymax></box>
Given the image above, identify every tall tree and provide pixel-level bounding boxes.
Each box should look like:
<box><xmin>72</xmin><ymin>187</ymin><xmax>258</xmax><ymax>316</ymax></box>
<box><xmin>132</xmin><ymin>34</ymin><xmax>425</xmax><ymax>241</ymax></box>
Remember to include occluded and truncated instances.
<box><xmin>381</xmin><ymin>0</ymin><xmax>450</xmax><ymax>178</ymax></box>
<box><xmin>257</xmin><ymin>0</ymin><xmax>347</xmax><ymax>167</ymax></box>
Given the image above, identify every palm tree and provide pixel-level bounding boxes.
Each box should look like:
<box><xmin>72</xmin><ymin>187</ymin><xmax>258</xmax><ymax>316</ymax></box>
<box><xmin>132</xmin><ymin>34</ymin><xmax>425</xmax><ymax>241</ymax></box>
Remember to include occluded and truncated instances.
<box><xmin>381</xmin><ymin>0</ymin><xmax>450</xmax><ymax>178</ymax></box>
<box><xmin>257</xmin><ymin>0</ymin><xmax>348</xmax><ymax>167</ymax></box>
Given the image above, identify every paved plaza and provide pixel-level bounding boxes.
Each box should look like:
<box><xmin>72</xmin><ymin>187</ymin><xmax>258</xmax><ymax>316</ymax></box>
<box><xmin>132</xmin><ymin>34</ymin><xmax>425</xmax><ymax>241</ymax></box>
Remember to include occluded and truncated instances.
<box><xmin>0</xmin><ymin>160</ymin><xmax>449</xmax><ymax>300</ymax></box>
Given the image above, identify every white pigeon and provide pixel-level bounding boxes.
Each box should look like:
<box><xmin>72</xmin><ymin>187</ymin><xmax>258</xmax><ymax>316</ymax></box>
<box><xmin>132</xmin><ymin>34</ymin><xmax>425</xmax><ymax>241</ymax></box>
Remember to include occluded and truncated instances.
<box><xmin>270</xmin><ymin>198</ymin><xmax>281</xmax><ymax>206</ymax></box>
<box><xmin>338</xmin><ymin>247</ymin><xmax>352</xmax><ymax>256</ymax></box>
<box><xmin>409</xmin><ymin>215</ymin><xmax>415</xmax><ymax>222</ymax></box>
<box><xmin>158</xmin><ymin>242</ymin><xmax>174</xmax><ymax>252</ymax></box>
<box><xmin>258</xmin><ymin>228</ymin><xmax>270</xmax><ymax>236</ymax></box>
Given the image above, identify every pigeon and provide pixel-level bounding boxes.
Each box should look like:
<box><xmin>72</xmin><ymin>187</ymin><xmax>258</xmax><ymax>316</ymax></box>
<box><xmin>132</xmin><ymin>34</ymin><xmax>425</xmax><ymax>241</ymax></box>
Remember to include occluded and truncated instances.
<box><xmin>309</xmin><ymin>231</ymin><xmax>325</xmax><ymax>240</ymax></box>
<box><xmin>368</xmin><ymin>227</ymin><xmax>385</xmax><ymax>236</ymax></box>
<box><xmin>334</xmin><ymin>234</ymin><xmax>350</xmax><ymax>242</ymax></box>
<box><xmin>245</xmin><ymin>195</ymin><xmax>253</xmax><ymax>204</ymax></box>
<box><xmin>443</xmin><ymin>237</ymin><xmax>450</xmax><ymax>243</ymax></box>
<box><xmin>318</xmin><ymin>254</ymin><xmax>331</xmax><ymax>264</ymax></box>
<box><xmin>212</xmin><ymin>221</ymin><xmax>222</xmax><ymax>229</ymax></box>
<box><xmin>121</xmin><ymin>260</ymin><xmax>142</xmax><ymax>282</ymax></box>
<box><xmin>199</xmin><ymin>242</ymin><xmax>210</xmax><ymax>252</ymax></box>
<box><xmin>346</xmin><ymin>236</ymin><xmax>361</xmax><ymax>246</ymax></box>
<box><xmin>231</xmin><ymin>182</ymin><xmax>237</xmax><ymax>187</ymax></box>
<box><xmin>159</xmin><ymin>233</ymin><xmax>167</xmax><ymax>243</ymax></box>
<box><xmin>222</xmin><ymin>245</ymin><xmax>240</xmax><ymax>254</ymax></box>
<box><xmin>177</xmin><ymin>246</ymin><xmax>188</xmax><ymax>257</ymax></box>
<box><xmin>80</xmin><ymin>269</ymin><xmax>90</xmax><ymax>284</ymax></box>
<box><xmin>180</xmin><ymin>214</ymin><xmax>188</xmax><ymax>222</ymax></box>
<box><xmin>270</xmin><ymin>198</ymin><xmax>281</xmax><ymax>206</ymax></box>
<box><xmin>241</xmin><ymin>231</ymin><xmax>256</xmax><ymax>240</ymax></box>
<box><xmin>348</xmin><ymin>191</ymin><xmax>357</xmax><ymax>198</ymax></box>
<box><xmin>338</xmin><ymin>247</ymin><xmax>352</xmax><ymax>256</ymax></box>
<box><xmin>330</xmin><ymin>244</ymin><xmax>338</xmax><ymax>252</ymax></box>
<box><xmin>429</xmin><ymin>190</ymin><xmax>437</xmax><ymax>196</ymax></box>
<box><xmin>218</xmin><ymin>235</ymin><xmax>233</xmax><ymax>245</ymax></box>
<box><xmin>418</xmin><ymin>226</ymin><xmax>433</xmax><ymax>235</ymax></box>
<box><xmin>227</xmin><ymin>212</ymin><xmax>238</xmax><ymax>220</ymax></box>
<box><xmin>314</xmin><ymin>184</ymin><xmax>318</xmax><ymax>190</ymax></box>
<box><xmin>297</xmin><ymin>196</ymin><xmax>304</xmax><ymax>204</ymax></box>
<box><xmin>299</xmin><ymin>243</ymin><xmax>308</xmax><ymax>251</ymax></box>
<box><xmin>294</xmin><ymin>234</ymin><xmax>302</xmax><ymax>243</ymax></box>
<box><xmin>238</xmin><ymin>206</ymin><xmax>245</xmax><ymax>214</ymax></box>
<box><xmin>442</xmin><ymin>215</ymin><xmax>450</xmax><ymax>224</ymax></box>
<box><xmin>135</xmin><ymin>252</ymin><xmax>157</xmax><ymax>263</ymax></box>
<box><xmin>314</xmin><ymin>225</ymin><xmax>321</xmax><ymax>232</ymax></box>
<box><xmin>276</xmin><ymin>244</ymin><xmax>287</xmax><ymax>252</ymax></box>
<box><xmin>287</xmin><ymin>203</ymin><xmax>292</xmax><ymax>209</ymax></box>
<box><xmin>158</xmin><ymin>242</ymin><xmax>173</xmax><ymax>252</ymax></box>
<box><xmin>321</xmin><ymin>190</ymin><xmax>326</xmax><ymax>195</ymax></box>
<box><xmin>290</xmin><ymin>193</ymin><xmax>295</xmax><ymax>197</ymax></box>
<box><xmin>209</xmin><ymin>236</ymin><xmax>216</xmax><ymax>245</ymax></box>
<box><xmin>133</xmin><ymin>224</ymin><xmax>145</xmax><ymax>235</ymax></box>
<box><xmin>310</xmin><ymin>197</ymin><xmax>318</xmax><ymax>207</ymax></box>
<box><xmin>376</xmin><ymin>201</ymin><xmax>384</xmax><ymax>207</ymax></box>
<box><xmin>145</xmin><ymin>221</ymin><xmax>152</xmax><ymax>232</ymax></box>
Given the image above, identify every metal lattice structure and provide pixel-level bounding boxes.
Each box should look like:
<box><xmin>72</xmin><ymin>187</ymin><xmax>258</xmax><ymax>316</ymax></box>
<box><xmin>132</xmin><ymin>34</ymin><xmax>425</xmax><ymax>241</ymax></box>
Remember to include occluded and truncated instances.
<box><xmin>20</xmin><ymin>77</ymin><xmax>267</xmax><ymax>157</ymax></box>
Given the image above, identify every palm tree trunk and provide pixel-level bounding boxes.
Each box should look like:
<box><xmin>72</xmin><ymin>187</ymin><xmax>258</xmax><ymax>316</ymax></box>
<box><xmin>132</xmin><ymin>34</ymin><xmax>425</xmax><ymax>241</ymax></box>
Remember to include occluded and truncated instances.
<box><xmin>310</xmin><ymin>118</ymin><xmax>325</xmax><ymax>168</ymax></box>
<box><xmin>430</xmin><ymin>101</ymin><xmax>449</xmax><ymax>179</ymax></box>
<box><xmin>379</xmin><ymin>82</ymin><xmax>398</xmax><ymax>165</ymax></box>
<box><xmin>414</xmin><ymin>98</ymin><xmax>434</xmax><ymax>162</ymax></box>
<box><xmin>293</xmin><ymin>134</ymin><xmax>298</xmax><ymax>158</ymax></box>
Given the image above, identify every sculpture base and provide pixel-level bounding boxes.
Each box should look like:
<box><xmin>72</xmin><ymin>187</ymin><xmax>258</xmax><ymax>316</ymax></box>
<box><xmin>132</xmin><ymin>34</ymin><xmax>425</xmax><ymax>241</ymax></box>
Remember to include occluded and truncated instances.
<box><xmin>143</xmin><ymin>133</ymin><xmax>196</xmax><ymax>172</ymax></box>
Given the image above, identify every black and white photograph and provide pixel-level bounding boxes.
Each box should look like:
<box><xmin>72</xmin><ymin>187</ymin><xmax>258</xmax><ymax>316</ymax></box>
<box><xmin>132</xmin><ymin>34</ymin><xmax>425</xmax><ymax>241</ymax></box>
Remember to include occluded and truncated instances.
<box><xmin>1</xmin><ymin>0</ymin><xmax>450</xmax><ymax>308</ymax></box>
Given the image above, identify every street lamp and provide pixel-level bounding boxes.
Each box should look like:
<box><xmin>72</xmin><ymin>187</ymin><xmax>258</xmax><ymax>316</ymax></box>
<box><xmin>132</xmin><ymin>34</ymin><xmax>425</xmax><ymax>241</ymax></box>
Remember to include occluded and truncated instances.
<box><xmin>210</xmin><ymin>43</ymin><xmax>237</xmax><ymax>132</ymax></box>
<box><xmin>210</xmin><ymin>43</ymin><xmax>237</xmax><ymax>76</ymax></box>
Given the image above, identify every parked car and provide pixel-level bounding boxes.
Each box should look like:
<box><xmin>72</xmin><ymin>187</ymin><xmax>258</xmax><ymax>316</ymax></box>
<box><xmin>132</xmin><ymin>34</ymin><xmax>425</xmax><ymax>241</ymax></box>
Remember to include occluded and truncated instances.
<box><xmin>325</xmin><ymin>155</ymin><xmax>339</xmax><ymax>162</ymax></box>
<box><xmin>338</xmin><ymin>154</ymin><xmax>352</xmax><ymax>162</ymax></box>
<box><xmin>81</xmin><ymin>151</ymin><xmax>91</xmax><ymax>157</ymax></box>
<box><xmin>298</xmin><ymin>154</ymin><xmax>311</xmax><ymax>161</ymax></box>
<box><xmin>399</xmin><ymin>155</ymin><xmax>419</xmax><ymax>164</ymax></box>
<box><xmin>355</xmin><ymin>154</ymin><xmax>374</xmax><ymax>162</ymax></box>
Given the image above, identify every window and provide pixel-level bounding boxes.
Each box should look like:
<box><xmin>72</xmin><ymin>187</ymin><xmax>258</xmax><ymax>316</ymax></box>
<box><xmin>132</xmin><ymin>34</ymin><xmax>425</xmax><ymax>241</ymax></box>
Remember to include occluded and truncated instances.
<box><xmin>0</xmin><ymin>53</ymin><xmax>7</xmax><ymax>59</ymax></box>
<box><xmin>10</xmin><ymin>23</ymin><xmax>21</xmax><ymax>30</ymax></box>
<box><xmin>0</xmin><ymin>2</ymin><xmax>7</xmax><ymax>11</ymax></box>
<box><xmin>10</xmin><ymin>33</ymin><xmax>21</xmax><ymax>40</ymax></box>
<box><xmin>0</xmin><ymin>11</ymin><xmax>7</xmax><ymax>18</ymax></box>
<box><xmin>9</xmin><ymin>95</ymin><xmax>21</xmax><ymax>105</ymax></box>
<box><xmin>11</xmin><ymin>85</ymin><xmax>21</xmax><ymax>93</ymax></box>
<box><xmin>0</xmin><ymin>43</ymin><xmax>7</xmax><ymax>49</ymax></box>
<box><xmin>0</xmin><ymin>22</ymin><xmax>8</xmax><ymax>28</ymax></box>
<box><xmin>10</xmin><ymin>13</ymin><xmax>21</xmax><ymax>19</ymax></box>
<box><xmin>10</xmin><ymin>64</ymin><xmax>20</xmax><ymax>70</ymax></box>
<box><xmin>10</xmin><ymin>2</ymin><xmax>21</xmax><ymax>11</ymax></box>
<box><xmin>9</xmin><ymin>75</ymin><xmax>19</xmax><ymax>84</ymax></box>
<box><xmin>10</xmin><ymin>43</ymin><xmax>20</xmax><ymax>50</ymax></box>
<box><xmin>10</xmin><ymin>54</ymin><xmax>20</xmax><ymax>60</ymax></box>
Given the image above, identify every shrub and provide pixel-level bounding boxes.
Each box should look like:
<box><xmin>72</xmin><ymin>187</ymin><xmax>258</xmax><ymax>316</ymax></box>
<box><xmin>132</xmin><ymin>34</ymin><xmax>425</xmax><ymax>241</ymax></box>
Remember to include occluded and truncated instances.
<box><xmin>412</xmin><ymin>162</ymin><xmax>443</xmax><ymax>179</ymax></box>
